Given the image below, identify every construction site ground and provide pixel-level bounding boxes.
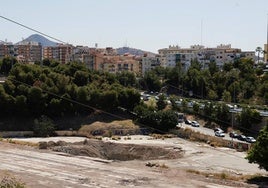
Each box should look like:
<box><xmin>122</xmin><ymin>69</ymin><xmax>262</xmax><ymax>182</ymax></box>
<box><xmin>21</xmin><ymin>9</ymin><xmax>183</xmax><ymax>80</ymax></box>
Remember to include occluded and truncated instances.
<box><xmin>0</xmin><ymin>135</ymin><xmax>267</xmax><ymax>188</ymax></box>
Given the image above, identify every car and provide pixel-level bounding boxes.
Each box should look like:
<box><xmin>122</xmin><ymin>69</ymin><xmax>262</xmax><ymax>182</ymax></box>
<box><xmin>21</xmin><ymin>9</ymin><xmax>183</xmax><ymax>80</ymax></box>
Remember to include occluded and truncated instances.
<box><xmin>245</xmin><ymin>136</ymin><xmax>256</xmax><ymax>143</ymax></box>
<box><xmin>215</xmin><ymin>131</ymin><xmax>225</xmax><ymax>137</ymax></box>
<box><xmin>229</xmin><ymin>132</ymin><xmax>239</xmax><ymax>138</ymax></box>
<box><xmin>237</xmin><ymin>134</ymin><xmax>246</xmax><ymax>141</ymax></box>
<box><xmin>191</xmin><ymin>121</ymin><xmax>200</xmax><ymax>127</ymax></box>
<box><xmin>185</xmin><ymin>119</ymin><xmax>192</xmax><ymax>125</ymax></box>
<box><xmin>214</xmin><ymin>128</ymin><xmax>224</xmax><ymax>133</ymax></box>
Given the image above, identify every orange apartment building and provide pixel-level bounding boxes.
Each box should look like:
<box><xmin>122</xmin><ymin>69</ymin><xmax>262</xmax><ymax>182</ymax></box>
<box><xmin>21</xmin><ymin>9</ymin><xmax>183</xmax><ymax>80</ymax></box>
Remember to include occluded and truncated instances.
<box><xmin>43</xmin><ymin>44</ymin><xmax>73</xmax><ymax>64</ymax></box>
<box><xmin>92</xmin><ymin>53</ymin><xmax>141</xmax><ymax>75</ymax></box>
<box><xmin>16</xmin><ymin>41</ymin><xmax>42</xmax><ymax>63</ymax></box>
<box><xmin>0</xmin><ymin>42</ymin><xmax>17</xmax><ymax>58</ymax></box>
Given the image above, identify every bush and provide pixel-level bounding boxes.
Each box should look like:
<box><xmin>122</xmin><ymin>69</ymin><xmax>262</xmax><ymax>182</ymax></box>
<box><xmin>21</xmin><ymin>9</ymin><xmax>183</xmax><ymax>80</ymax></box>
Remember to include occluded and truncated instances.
<box><xmin>0</xmin><ymin>173</ymin><xmax>25</xmax><ymax>188</ymax></box>
<box><xmin>33</xmin><ymin>115</ymin><xmax>55</xmax><ymax>137</ymax></box>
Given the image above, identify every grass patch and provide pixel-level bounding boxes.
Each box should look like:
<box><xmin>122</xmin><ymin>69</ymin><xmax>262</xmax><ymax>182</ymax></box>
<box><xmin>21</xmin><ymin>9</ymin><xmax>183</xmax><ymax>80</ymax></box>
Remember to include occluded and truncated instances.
<box><xmin>149</xmin><ymin>134</ymin><xmax>176</xmax><ymax>140</ymax></box>
<box><xmin>171</xmin><ymin>128</ymin><xmax>249</xmax><ymax>151</ymax></box>
<box><xmin>186</xmin><ymin>169</ymin><xmax>268</xmax><ymax>184</ymax></box>
<box><xmin>1</xmin><ymin>139</ymin><xmax>38</xmax><ymax>147</ymax></box>
<box><xmin>0</xmin><ymin>172</ymin><xmax>26</xmax><ymax>188</ymax></box>
<box><xmin>186</xmin><ymin>169</ymin><xmax>244</xmax><ymax>181</ymax></box>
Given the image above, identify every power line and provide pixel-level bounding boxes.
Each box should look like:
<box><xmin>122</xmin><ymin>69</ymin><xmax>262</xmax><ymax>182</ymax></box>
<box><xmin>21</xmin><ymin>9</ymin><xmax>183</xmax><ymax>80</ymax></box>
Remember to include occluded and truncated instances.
<box><xmin>0</xmin><ymin>15</ymin><xmax>66</xmax><ymax>44</ymax></box>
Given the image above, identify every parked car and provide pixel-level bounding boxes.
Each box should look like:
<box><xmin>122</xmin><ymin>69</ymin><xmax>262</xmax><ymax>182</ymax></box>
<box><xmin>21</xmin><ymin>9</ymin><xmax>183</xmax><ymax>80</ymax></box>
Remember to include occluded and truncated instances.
<box><xmin>185</xmin><ymin>119</ymin><xmax>192</xmax><ymax>125</ymax></box>
<box><xmin>215</xmin><ymin>131</ymin><xmax>225</xmax><ymax>137</ymax></box>
<box><xmin>191</xmin><ymin>121</ymin><xmax>200</xmax><ymax>127</ymax></box>
<box><xmin>245</xmin><ymin>136</ymin><xmax>256</xmax><ymax>143</ymax></box>
<box><xmin>214</xmin><ymin>128</ymin><xmax>224</xmax><ymax>133</ymax></box>
<box><xmin>237</xmin><ymin>134</ymin><xmax>247</xmax><ymax>141</ymax></box>
<box><xmin>229</xmin><ymin>132</ymin><xmax>239</xmax><ymax>138</ymax></box>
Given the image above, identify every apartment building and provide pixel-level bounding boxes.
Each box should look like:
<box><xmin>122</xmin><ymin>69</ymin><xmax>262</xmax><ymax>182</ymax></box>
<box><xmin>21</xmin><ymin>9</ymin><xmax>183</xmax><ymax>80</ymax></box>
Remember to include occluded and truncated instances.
<box><xmin>16</xmin><ymin>41</ymin><xmax>42</xmax><ymax>63</ymax></box>
<box><xmin>0</xmin><ymin>42</ymin><xmax>17</xmax><ymax>58</ymax></box>
<box><xmin>43</xmin><ymin>44</ymin><xmax>73</xmax><ymax>64</ymax></box>
<box><xmin>92</xmin><ymin>53</ymin><xmax>141</xmax><ymax>75</ymax></box>
<box><xmin>141</xmin><ymin>55</ymin><xmax>161</xmax><ymax>75</ymax></box>
<box><xmin>157</xmin><ymin>44</ymin><xmax>254</xmax><ymax>70</ymax></box>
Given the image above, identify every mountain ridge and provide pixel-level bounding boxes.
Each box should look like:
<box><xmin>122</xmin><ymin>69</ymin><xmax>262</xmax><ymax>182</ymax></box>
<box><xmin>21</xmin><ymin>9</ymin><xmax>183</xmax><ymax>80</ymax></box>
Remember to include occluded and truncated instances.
<box><xmin>17</xmin><ymin>34</ymin><xmax>57</xmax><ymax>47</ymax></box>
<box><xmin>16</xmin><ymin>34</ymin><xmax>156</xmax><ymax>56</ymax></box>
<box><xmin>116</xmin><ymin>47</ymin><xmax>155</xmax><ymax>57</ymax></box>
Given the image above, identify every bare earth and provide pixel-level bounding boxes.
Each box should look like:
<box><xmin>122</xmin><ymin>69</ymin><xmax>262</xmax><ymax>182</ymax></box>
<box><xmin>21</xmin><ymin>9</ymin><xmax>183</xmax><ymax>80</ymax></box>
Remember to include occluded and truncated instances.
<box><xmin>0</xmin><ymin>135</ymin><xmax>267</xmax><ymax>188</ymax></box>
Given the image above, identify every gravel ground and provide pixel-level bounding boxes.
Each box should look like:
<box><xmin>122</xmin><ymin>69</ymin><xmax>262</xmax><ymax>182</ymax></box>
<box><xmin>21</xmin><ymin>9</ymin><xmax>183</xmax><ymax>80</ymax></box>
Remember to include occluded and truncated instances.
<box><xmin>0</xmin><ymin>136</ymin><xmax>267</xmax><ymax>187</ymax></box>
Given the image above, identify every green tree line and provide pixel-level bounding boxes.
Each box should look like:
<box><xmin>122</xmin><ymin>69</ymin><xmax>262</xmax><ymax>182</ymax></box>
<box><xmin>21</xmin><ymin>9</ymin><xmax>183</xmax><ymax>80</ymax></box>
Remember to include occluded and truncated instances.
<box><xmin>141</xmin><ymin>58</ymin><xmax>268</xmax><ymax>105</ymax></box>
<box><xmin>0</xmin><ymin>58</ymin><xmax>141</xmax><ymax>120</ymax></box>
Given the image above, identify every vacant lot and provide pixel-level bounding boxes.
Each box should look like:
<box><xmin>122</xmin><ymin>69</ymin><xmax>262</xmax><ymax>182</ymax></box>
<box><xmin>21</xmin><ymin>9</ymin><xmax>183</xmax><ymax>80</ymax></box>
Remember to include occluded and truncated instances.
<box><xmin>0</xmin><ymin>135</ymin><xmax>267</xmax><ymax>187</ymax></box>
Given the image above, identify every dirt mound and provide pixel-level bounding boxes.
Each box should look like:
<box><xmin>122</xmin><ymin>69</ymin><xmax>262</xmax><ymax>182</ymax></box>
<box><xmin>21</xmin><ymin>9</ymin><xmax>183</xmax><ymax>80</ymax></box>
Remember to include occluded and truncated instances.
<box><xmin>51</xmin><ymin>139</ymin><xmax>184</xmax><ymax>161</ymax></box>
<box><xmin>78</xmin><ymin>120</ymin><xmax>141</xmax><ymax>137</ymax></box>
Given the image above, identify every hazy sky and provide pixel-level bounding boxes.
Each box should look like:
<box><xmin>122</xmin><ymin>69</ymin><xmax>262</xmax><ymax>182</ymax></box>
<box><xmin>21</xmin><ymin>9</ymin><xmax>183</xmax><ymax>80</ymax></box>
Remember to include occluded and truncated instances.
<box><xmin>1</xmin><ymin>0</ymin><xmax>268</xmax><ymax>53</ymax></box>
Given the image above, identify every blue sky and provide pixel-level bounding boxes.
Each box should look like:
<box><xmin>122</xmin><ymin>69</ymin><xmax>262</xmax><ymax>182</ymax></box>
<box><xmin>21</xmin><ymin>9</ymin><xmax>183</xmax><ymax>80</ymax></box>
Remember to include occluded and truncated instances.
<box><xmin>1</xmin><ymin>0</ymin><xmax>268</xmax><ymax>53</ymax></box>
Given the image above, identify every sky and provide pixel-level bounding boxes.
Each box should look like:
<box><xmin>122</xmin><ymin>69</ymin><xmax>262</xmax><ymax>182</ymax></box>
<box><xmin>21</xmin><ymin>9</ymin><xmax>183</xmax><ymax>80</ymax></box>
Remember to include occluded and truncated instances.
<box><xmin>1</xmin><ymin>0</ymin><xmax>268</xmax><ymax>53</ymax></box>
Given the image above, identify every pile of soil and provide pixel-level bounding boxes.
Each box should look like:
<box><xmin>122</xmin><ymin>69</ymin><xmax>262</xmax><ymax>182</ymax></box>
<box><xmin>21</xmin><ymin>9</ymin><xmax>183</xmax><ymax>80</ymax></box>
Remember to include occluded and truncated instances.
<box><xmin>50</xmin><ymin>139</ymin><xmax>184</xmax><ymax>161</ymax></box>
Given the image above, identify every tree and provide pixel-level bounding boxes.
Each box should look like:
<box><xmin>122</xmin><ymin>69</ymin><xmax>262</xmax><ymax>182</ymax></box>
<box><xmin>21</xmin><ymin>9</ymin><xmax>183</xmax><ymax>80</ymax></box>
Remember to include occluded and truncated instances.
<box><xmin>238</xmin><ymin>107</ymin><xmax>262</xmax><ymax>131</ymax></box>
<box><xmin>0</xmin><ymin>57</ymin><xmax>17</xmax><ymax>75</ymax></box>
<box><xmin>118</xmin><ymin>88</ymin><xmax>140</xmax><ymax>110</ymax></box>
<box><xmin>143</xmin><ymin>71</ymin><xmax>162</xmax><ymax>92</ymax></box>
<box><xmin>215</xmin><ymin>103</ymin><xmax>230</xmax><ymax>125</ymax></box>
<box><xmin>117</xmin><ymin>71</ymin><xmax>136</xmax><ymax>87</ymax></box>
<box><xmin>99</xmin><ymin>90</ymin><xmax>118</xmax><ymax>110</ymax></box>
<box><xmin>27</xmin><ymin>87</ymin><xmax>46</xmax><ymax>116</ymax></box>
<box><xmin>222</xmin><ymin>90</ymin><xmax>231</xmax><ymax>102</ymax></box>
<box><xmin>73</xmin><ymin>71</ymin><xmax>89</xmax><ymax>86</ymax></box>
<box><xmin>156</xmin><ymin>94</ymin><xmax>167</xmax><ymax>110</ymax></box>
<box><xmin>255</xmin><ymin>47</ymin><xmax>263</xmax><ymax>63</ymax></box>
<box><xmin>208</xmin><ymin>61</ymin><xmax>219</xmax><ymax>76</ymax></box>
<box><xmin>207</xmin><ymin>89</ymin><xmax>218</xmax><ymax>100</ymax></box>
<box><xmin>33</xmin><ymin>115</ymin><xmax>55</xmax><ymax>137</ymax></box>
<box><xmin>246</xmin><ymin>125</ymin><xmax>268</xmax><ymax>171</ymax></box>
<box><xmin>157</xmin><ymin>110</ymin><xmax>178</xmax><ymax>132</ymax></box>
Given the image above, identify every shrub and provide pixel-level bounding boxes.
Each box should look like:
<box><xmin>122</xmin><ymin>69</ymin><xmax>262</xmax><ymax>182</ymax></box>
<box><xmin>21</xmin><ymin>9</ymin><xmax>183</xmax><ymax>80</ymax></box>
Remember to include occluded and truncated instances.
<box><xmin>0</xmin><ymin>173</ymin><xmax>26</xmax><ymax>188</ymax></box>
<box><xmin>33</xmin><ymin>115</ymin><xmax>55</xmax><ymax>137</ymax></box>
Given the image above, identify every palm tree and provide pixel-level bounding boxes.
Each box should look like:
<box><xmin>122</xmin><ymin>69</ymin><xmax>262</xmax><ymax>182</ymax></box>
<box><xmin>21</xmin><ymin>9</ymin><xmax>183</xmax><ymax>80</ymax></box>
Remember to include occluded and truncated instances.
<box><xmin>255</xmin><ymin>47</ymin><xmax>263</xmax><ymax>63</ymax></box>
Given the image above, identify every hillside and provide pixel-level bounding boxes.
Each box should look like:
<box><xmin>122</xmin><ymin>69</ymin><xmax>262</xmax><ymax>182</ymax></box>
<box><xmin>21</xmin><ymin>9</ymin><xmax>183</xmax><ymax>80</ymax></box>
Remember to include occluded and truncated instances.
<box><xmin>116</xmin><ymin>47</ymin><xmax>155</xmax><ymax>57</ymax></box>
<box><xmin>17</xmin><ymin>34</ymin><xmax>57</xmax><ymax>46</ymax></box>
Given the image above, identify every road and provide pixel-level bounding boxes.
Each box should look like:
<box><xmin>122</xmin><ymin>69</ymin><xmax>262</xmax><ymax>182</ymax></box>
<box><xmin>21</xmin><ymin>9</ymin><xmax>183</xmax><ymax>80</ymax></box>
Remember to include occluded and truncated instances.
<box><xmin>179</xmin><ymin>122</ymin><xmax>250</xmax><ymax>144</ymax></box>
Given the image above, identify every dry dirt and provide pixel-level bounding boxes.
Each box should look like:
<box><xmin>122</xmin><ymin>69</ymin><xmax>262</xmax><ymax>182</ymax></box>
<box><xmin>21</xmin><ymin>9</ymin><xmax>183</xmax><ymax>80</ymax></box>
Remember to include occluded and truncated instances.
<box><xmin>0</xmin><ymin>135</ymin><xmax>267</xmax><ymax>188</ymax></box>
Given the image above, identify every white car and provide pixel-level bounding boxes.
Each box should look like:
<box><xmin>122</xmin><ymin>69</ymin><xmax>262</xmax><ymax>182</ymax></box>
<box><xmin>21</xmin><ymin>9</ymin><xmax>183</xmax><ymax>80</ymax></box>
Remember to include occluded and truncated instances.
<box><xmin>245</xmin><ymin>137</ymin><xmax>256</xmax><ymax>143</ymax></box>
<box><xmin>191</xmin><ymin>121</ymin><xmax>200</xmax><ymax>127</ymax></box>
<box><xmin>215</xmin><ymin>131</ymin><xmax>225</xmax><ymax>137</ymax></box>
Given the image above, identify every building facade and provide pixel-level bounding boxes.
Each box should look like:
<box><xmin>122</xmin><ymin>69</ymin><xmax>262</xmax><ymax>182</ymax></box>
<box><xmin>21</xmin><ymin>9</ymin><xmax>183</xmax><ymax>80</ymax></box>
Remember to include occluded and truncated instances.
<box><xmin>16</xmin><ymin>41</ymin><xmax>42</xmax><ymax>63</ymax></box>
<box><xmin>158</xmin><ymin>44</ymin><xmax>254</xmax><ymax>71</ymax></box>
<box><xmin>0</xmin><ymin>42</ymin><xmax>17</xmax><ymax>58</ymax></box>
<box><xmin>43</xmin><ymin>44</ymin><xmax>73</xmax><ymax>64</ymax></box>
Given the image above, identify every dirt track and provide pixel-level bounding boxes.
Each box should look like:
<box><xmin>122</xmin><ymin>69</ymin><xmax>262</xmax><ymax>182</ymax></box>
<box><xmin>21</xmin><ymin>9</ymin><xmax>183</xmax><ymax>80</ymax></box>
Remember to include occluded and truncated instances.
<box><xmin>0</xmin><ymin>136</ymin><xmax>267</xmax><ymax>187</ymax></box>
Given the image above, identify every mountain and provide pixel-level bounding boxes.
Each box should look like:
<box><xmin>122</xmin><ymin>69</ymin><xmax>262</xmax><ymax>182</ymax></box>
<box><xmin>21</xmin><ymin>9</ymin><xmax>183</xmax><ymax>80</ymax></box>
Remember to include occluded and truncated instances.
<box><xmin>17</xmin><ymin>34</ymin><xmax>57</xmax><ymax>47</ymax></box>
<box><xmin>116</xmin><ymin>47</ymin><xmax>155</xmax><ymax>57</ymax></box>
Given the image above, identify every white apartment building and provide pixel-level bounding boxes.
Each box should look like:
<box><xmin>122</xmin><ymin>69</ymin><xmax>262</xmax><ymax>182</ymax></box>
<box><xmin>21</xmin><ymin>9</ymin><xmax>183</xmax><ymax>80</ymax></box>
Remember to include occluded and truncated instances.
<box><xmin>141</xmin><ymin>55</ymin><xmax>161</xmax><ymax>75</ymax></box>
<box><xmin>157</xmin><ymin>44</ymin><xmax>254</xmax><ymax>71</ymax></box>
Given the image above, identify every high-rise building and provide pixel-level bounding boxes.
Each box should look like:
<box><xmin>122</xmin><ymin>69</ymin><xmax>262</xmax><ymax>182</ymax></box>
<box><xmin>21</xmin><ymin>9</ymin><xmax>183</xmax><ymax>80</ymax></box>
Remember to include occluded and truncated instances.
<box><xmin>0</xmin><ymin>42</ymin><xmax>17</xmax><ymax>58</ymax></box>
<box><xmin>16</xmin><ymin>41</ymin><xmax>42</xmax><ymax>63</ymax></box>
<box><xmin>43</xmin><ymin>44</ymin><xmax>73</xmax><ymax>64</ymax></box>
